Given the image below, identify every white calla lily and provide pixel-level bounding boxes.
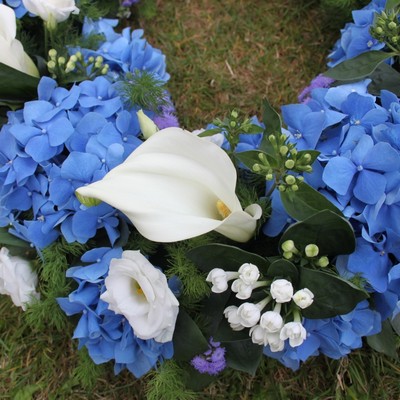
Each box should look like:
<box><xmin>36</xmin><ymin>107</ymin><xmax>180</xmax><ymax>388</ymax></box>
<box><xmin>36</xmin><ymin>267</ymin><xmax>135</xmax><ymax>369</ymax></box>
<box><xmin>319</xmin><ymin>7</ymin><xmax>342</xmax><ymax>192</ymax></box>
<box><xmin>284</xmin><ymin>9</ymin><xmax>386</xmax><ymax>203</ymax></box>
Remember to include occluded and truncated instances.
<box><xmin>76</xmin><ymin>127</ymin><xmax>262</xmax><ymax>243</ymax></box>
<box><xmin>0</xmin><ymin>5</ymin><xmax>39</xmax><ymax>77</ymax></box>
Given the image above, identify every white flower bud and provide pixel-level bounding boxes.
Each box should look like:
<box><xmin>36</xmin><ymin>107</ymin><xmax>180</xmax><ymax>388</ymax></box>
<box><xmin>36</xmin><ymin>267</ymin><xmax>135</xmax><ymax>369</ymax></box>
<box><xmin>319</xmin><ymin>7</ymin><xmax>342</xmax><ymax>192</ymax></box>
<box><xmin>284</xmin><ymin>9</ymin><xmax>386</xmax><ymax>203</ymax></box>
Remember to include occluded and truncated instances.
<box><xmin>137</xmin><ymin>109</ymin><xmax>159</xmax><ymax>139</ymax></box>
<box><xmin>293</xmin><ymin>288</ymin><xmax>314</xmax><ymax>309</ymax></box>
<box><xmin>266</xmin><ymin>332</ymin><xmax>285</xmax><ymax>352</ymax></box>
<box><xmin>206</xmin><ymin>268</ymin><xmax>238</xmax><ymax>293</ymax></box>
<box><xmin>249</xmin><ymin>325</ymin><xmax>268</xmax><ymax>346</ymax></box>
<box><xmin>231</xmin><ymin>278</ymin><xmax>253</xmax><ymax>299</ymax></box>
<box><xmin>305</xmin><ymin>244</ymin><xmax>319</xmax><ymax>257</ymax></box>
<box><xmin>237</xmin><ymin>302</ymin><xmax>261</xmax><ymax>328</ymax></box>
<box><xmin>280</xmin><ymin>321</ymin><xmax>307</xmax><ymax>347</ymax></box>
<box><xmin>270</xmin><ymin>279</ymin><xmax>294</xmax><ymax>303</ymax></box>
<box><xmin>260</xmin><ymin>311</ymin><xmax>284</xmax><ymax>333</ymax></box>
<box><xmin>224</xmin><ymin>305</ymin><xmax>245</xmax><ymax>331</ymax></box>
<box><xmin>238</xmin><ymin>263</ymin><xmax>260</xmax><ymax>285</ymax></box>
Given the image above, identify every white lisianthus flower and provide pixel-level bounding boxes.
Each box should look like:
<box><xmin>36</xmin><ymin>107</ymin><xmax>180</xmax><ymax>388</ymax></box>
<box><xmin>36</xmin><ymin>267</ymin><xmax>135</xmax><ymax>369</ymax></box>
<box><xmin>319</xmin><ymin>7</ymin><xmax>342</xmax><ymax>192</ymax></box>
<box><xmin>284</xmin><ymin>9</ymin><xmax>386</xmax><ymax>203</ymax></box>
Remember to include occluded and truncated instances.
<box><xmin>0</xmin><ymin>247</ymin><xmax>40</xmax><ymax>311</ymax></box>
<box><xmin>100</xmin><ymin>250</ymin><xmax>179</xmax><ymax>343</ymax></box>
<box><xmin>137</xmin><ymin>109</ymin><xmax>159</xmax><ymax>139</ymax></box>
<box><xmin>0</xmin><ymin>5</ymin><xmax>39</xmax><ymax>77</ymax></box>
<box><xmin>260</xmin><ymin>311</ymin><xmax>284</xmax><ymax>333</ymax></box>
<box><xmin>270</xmin><ymin>279</ymin><xmax>294</xmax><ymax>303</ymax></box>
<box><xmin>206</xmin><ymin>268</ymin><xmax>239</xmax><ymax>293</ymax></box>
<box><xmin>280</xmin><ymin>321</ymin><xmax>307</xmax><ymax>347</ymax></box>
<box><xmin>237</xmin><ymin>302</ymin><xmax>261</xmax><ymax>328</ymax></box>
<box><xmin>223</xmin><ymin>305</ymin><xmax>245</xmax><ymax>331</ymax></box>
<box><xmin>76</xmin><ymin>128</ymin><xmax>262</xmax><ymax>243</ymax></box>
<box><xmin>22</xmin><ymin>0</ymin><xmax>79</xmax><ymax>24</ymax></box>
<box><xmin>238</xmin><ymin>263</ymin><xmax>260</xmax><ymax>285</ymax></box>
<box><xmin>231</xmin><ymin>278</ymin><xmax>253</xmax><ymax>300</ymax></box>
<box><xmin>249</xmin><ymin>325</ymin><xmax>268</xmax><ymax>346</ymax></box>
<box><xmin>266</xmin><ymin>332</ymin><xmax>285</xmax><ymax>352</ymax></box>
<box><xmin>293</xmin><ymin>288</ymin><xmax>314</xmax><ymax>309</ymax></box>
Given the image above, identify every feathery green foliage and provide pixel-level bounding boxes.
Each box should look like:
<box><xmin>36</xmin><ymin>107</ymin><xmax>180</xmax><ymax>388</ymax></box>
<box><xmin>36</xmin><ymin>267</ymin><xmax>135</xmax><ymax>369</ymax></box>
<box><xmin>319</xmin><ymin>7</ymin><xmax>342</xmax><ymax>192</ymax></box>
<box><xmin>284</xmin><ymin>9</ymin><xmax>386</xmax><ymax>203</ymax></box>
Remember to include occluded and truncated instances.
<box><xmin>118</xmin><ymin>70</ymin><xmax>168</xmax><ymax>112</ymax></box>
<box><xmin>145</xmin><ymin>361</ymin><xmax>198</xmax><ymax>400</ymax></box>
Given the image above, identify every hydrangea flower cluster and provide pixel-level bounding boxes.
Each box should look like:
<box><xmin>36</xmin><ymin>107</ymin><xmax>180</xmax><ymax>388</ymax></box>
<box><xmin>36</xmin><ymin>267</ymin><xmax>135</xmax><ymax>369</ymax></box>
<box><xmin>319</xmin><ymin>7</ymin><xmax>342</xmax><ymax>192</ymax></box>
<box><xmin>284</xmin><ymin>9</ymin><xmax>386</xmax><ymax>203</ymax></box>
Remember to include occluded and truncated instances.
<box><xmin>74</xmin><ymin>18</ymin><xmax>170</xmax><ymax>82</ymax></box>
<box><xmin>0</xmin><ymin>72</ymin><xmax>177</xmax><ymax>250</ymax></box>
<box><xmin>328</xmin><ymin>0</ymin><xmax>386</xmax><ymax>67</ymax></box>
<box><xmin>57</xmin><ymin>247</ymin><xmax>174</xmax><ymax>377</ymax></box>
<box><xmin>261</xmin><ymin>79</ymin><xmax>400</xmax><ymax>368</ymax></box>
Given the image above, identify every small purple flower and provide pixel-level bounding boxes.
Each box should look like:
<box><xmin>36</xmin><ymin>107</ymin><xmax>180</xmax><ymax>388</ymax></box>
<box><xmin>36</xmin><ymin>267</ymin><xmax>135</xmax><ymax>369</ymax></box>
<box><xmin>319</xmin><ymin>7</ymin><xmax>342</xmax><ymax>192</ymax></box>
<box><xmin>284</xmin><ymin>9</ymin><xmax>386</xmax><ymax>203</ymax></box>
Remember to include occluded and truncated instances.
<box><xmin>191</xmin><ymin>338</ymin><xmax>226</xmax><ymax>375</ymax></box>
<box><xmin>298</xmin><ymin>74</ymin><xmax>335</xmax><ymax>104</ymax></box>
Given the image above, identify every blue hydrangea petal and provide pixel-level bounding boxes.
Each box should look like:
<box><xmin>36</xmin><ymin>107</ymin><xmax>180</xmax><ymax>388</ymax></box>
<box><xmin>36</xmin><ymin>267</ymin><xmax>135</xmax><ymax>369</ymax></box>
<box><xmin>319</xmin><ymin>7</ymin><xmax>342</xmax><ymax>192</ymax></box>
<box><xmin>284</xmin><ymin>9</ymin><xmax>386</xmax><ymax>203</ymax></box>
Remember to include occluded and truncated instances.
<box><xmin>363</xmin><ymin>142</ymin><xmax>400</xmax><ymax>172</ymax></box>
<box><xmin>323</xmin><ymin>156</ymin><xmax>356</xmax><ymax>195</ymax></box>
<box><xmin>353</xmin><ymin>169</ymin><xmax>386</xmax><ymax>204</ymax></box>
<box><xmin>25</xmin><ymin>135</ymin><xmax>58</xmax><ymax>163</ymax></box>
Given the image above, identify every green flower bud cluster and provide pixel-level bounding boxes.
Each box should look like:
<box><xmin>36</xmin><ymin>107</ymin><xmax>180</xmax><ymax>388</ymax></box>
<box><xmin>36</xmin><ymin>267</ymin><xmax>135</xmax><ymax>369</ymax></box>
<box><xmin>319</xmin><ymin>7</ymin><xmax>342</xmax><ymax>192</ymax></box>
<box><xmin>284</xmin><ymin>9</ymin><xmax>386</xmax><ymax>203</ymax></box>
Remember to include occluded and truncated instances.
<box><xmin>212</xmin><ymin>110</ymin><xmax>264</xmax><ymax>153</ymax></box>
<box><xmin>370</xmin><ymin>9</ymin><xmax>400</xmax><ymax>52</ymax></box>
<box><xmin>252</xmin><ymin>132</ymin><xmax>314</xmax><ymax>189</ymax></box>
<box><xmin>281</xmin><ymin>240</ymin><xmax>329</xmax><ymax>268</ymax></box>
<box><xmin>47</xmin><ymin>49</ymin><xmax>110</xmax><ymax>83</ymax></box>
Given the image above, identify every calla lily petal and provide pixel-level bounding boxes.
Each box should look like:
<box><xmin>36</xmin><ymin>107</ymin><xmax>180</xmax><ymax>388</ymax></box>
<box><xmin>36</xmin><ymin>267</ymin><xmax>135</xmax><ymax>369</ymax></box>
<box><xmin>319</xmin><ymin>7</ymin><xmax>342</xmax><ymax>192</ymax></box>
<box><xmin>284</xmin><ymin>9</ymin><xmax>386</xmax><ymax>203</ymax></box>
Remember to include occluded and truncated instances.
<box><xmin>77</xmin><ymin>127</ymin><xmax>262</xmax><ymax>243</ymax></box>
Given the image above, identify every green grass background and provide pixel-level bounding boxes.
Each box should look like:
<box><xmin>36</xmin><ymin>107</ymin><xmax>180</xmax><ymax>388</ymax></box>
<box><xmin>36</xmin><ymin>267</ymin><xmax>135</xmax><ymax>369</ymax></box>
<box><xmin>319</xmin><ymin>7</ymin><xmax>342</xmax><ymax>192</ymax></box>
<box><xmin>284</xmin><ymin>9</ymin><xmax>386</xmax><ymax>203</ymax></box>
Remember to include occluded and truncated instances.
<box><xmin>1</xmin><ymin>0</ymin><xmax>400</xmax><ymax>398</ymax></box>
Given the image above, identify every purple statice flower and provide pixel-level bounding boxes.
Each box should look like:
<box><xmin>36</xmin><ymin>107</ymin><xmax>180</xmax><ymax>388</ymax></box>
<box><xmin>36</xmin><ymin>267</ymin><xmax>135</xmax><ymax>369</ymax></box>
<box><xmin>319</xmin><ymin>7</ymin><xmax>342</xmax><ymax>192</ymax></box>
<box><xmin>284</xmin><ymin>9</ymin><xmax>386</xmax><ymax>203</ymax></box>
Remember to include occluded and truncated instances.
<box><xmin>298</xmin><ymin>74</ymin><xmax>335</xmax><ymax>104</ymax></box>
<box><xmin>153</xmin><ymin>100</ymin><xmax>179</xmax><ymax>129</ymax></box>
<box><xmin>191</xmin><ymin>338</ymin><xmax>226</xmax><ymax>375</ymax></box>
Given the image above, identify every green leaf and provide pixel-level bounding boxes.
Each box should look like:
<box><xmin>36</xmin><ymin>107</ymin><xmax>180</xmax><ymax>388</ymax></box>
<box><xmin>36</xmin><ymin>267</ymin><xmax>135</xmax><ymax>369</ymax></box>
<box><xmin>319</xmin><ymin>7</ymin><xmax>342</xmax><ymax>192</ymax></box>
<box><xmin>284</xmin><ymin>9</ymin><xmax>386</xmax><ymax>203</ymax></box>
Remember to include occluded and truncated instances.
<box><xmin>172</xmin><ymin>309</ymin><xmax>209</xmax><ymax>361</ymax></box>
<box><xmin>201</xmin><ymin>291</ymin><xmax>232</xmax><ymax>337</ymax></box>
<box><xmin>299</xmin><ymin>268</ymin><xmax>368</xmax><ymax>319</ymax></box>
<box><xmin>367</xmin><ymin>320</ymin><xmax>398</xmax><ymax>359</ymax></box>
<box><xmin>0</xmin><ymin>227</ymin><xmax>30</xmax><ymax>248</ymax></box>
<box><xmin>385</xmin><ymin>0</ymin><xmax>400</xmax><ymax>10</ymax></box>
<box><xmin>391</xmin><ymin>312</ymin><xmax>400</xmax><ymax>335</ymax></box>
<box><xmin>187</xmin><ymin>244</ymin><xmax>270</xmax><ymax>274</ymax></box>
<box><xmin>197</xmin><ymin>128</ymin><xmax>222</xmax><ymax>137</ymax></box>
<box><xmin>280</xmin><ymin>181</ymin><xmax>342</xmax><ymax>221</ymax></box>
<box><xmin>184</xmin><ymin>367</ymin><xmax>219</xmax><ymax>391</ymax></box>
<box><xmin>235</xmin><ymin>150</ymin><xmax>277</xmax><ymax>171</ymax></box>
<box><xmin>213</xmin><ymin>317</ymin><xmax>250</xmax><ymax>342</ymax></box>
<box><xmin>0</xmin><ymin>63</ymin><xmax>39</xmax><ymax>101</ymax></box>
<box><xmin>367</xmin><ymin>62</ymin><xmax>400</xmax><ymax>96</ymax></box>
<box><xmin>244</xmin><ymin>124</ymin><xmax>264</xmax><ymax>134</ymax></box>
<box><xmin>266</xmin><ymin>259</ymin><xmax>299</xmax><ymax>285</ymax></box>
<box><xmin>323</xmin><ymin>51</ymin><xmax>396</xmax><ymax>81</ymax></box>
<box><xmin>279</xmin><ymin>210</ymin><xmax>355</xmax><ymax>256</ymax></box>
<box><xmin>262</xmin><ymin>98</ymin><xmax>282</xmax><ymax>136</ymax></box>
<box><xmin>224</xmin><ymin>339</ymin><xmax>263</xmax><ymax>375</ymax></box>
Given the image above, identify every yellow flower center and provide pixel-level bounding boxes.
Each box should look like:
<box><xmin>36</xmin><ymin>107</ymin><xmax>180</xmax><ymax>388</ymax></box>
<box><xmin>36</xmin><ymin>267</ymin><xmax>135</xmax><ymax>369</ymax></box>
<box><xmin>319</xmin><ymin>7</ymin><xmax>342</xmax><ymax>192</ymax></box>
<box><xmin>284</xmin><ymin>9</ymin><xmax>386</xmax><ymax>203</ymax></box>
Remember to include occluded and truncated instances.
<box><xmin>216</xmin><ymin>200</ymin><xmax>232</xmax><ymax>219</ymax></box>
<box><xmin>132</xmin><ymin>280</ymin><xmax>145</xmax><ymax>296</ymax></box>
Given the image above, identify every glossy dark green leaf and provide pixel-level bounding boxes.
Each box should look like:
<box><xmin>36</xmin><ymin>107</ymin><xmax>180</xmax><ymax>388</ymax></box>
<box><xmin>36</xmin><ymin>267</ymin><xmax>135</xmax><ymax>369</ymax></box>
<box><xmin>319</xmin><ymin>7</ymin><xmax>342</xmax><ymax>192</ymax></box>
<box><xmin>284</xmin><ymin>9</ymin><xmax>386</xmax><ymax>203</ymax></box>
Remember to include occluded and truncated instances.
<box><xmin>367</xmin><ymin>320</ymin><xmax>398</xmax><ymax>359</ymax></box>
<box><xmin>184</xmin><ymin>367</ymin><xmax>219</xmax><ymax>391</ymax></box>
<box><xmin>266</xmin><ymin>259</ymin><xmax>299</xmax><ymax>285</ymax></box>
<box><xmin>213</xmin><ymin>318</ymin><xmax>250</xmax><ymax>342</ymax></box>
<box><xmin>262</xmin><ymin>98</ymin><xmax>282</xmax><ymax>136</ymax></box>
<box><xmin>280</xmin><ymin>181</ymin><xmax>342</xmax><ymax>221</ymax></box>
<box><xmin>391</xmin><ymin>312</ymin><xmax>400</xmax><ymax>335</ymax></box>
<box><xmin>0</xmin><ymin>228</ymin><xmax>30</xmax><ymax>248</ymax></box>
<box><xmin>299</xmin><ymin>268</ymin><xmax>368</xmax><ymax>318</ymax></box>
<box><xmin>201</xmin><ymin>290</ymin><xmax>232</xmax><ymax>337</ymax></box>
<box><xmin>224</xmin><ymin>339</ymin><xmax>263</xmax><ymax>375</ymax></box>
<box><xmin>173</xmin><ymin>309</ymin><xmax>209</xmax><ymax>361</ymax></box>
<box><xmin>279</xmin><ymin>210</ymin><xmax>355</xmax><ymax>256</ymax></box>
<box><xmin>187</xmin><ymin>244</ymin><xmax>270</xmax><ymax>274</ymax></box>
<box><xmin>0</xmin><ymin>63</ymin><xmax>39</xmax><ymax>101</ymax></box>
<box><xmin>323</xmin><ymin>51</ymin><xmax>395</xmax><ymax>81</ymax></box>
<box><xmin>367</xmin><ymin>62</ymin><xmax>400</xmax><ymax>96</ymax></box>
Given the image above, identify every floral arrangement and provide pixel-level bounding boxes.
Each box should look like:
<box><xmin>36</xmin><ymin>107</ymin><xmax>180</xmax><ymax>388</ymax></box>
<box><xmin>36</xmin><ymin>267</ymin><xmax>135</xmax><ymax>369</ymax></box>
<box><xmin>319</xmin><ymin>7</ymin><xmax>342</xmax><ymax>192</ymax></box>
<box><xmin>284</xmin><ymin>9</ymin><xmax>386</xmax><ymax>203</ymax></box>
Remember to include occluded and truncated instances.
<box><xmin>0</xmin><ymin>0</ymin><xmax>399</xmax><ymax>395</ymax></box>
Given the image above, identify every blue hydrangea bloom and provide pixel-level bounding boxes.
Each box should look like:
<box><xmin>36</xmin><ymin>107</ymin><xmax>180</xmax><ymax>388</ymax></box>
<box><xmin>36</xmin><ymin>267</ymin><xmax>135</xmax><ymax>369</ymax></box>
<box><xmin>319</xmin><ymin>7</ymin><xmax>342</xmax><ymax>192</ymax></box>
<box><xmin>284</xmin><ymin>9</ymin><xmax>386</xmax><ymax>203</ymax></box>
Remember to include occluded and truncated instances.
<box><xmin>328</xmin><ymin>0</ymin><xmax>386</xmax><ymax>67</ymax></box>
<box><xmin>0</xmin><ymin>74</ymin><xmax>177</xmax><ymax>249</ymax></box>
<box><xmin>57</xmin><ymin>247</ymin><xmax>174</xmax><ymax>377</ymax></box>
<box><xmin>73</xmin><ymin>19</ymin><xmax>170</xmax><ymax>82</ymax></box>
